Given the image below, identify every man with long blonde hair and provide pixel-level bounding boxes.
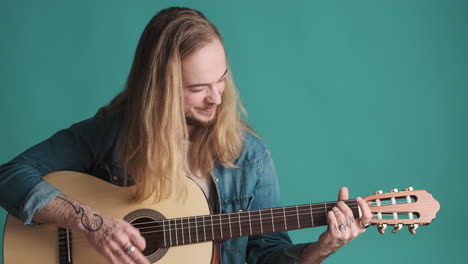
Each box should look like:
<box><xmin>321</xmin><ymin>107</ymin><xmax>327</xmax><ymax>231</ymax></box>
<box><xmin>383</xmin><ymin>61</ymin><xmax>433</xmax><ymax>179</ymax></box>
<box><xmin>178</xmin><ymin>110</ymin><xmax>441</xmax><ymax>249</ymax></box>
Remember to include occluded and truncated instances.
<box><xmin>0</xmin><ymin>7</ymin><xmax>371</xmax><ymax>264</ymax></box>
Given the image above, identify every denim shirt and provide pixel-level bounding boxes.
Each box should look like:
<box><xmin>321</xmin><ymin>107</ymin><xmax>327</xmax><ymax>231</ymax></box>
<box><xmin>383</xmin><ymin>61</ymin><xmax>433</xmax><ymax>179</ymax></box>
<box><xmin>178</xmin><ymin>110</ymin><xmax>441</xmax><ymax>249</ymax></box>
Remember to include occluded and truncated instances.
<box><xmin>0</xmin><ymin>108</ymin><xmax>309</xmax><ymax>263</ymax></box>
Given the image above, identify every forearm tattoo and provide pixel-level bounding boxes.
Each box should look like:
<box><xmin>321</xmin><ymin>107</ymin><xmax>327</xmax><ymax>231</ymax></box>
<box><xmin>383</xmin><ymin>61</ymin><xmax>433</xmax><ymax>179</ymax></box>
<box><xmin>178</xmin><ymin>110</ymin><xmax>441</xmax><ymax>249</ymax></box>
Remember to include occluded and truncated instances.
<box><xmin>56</xmin><ymin>196</ymin><xmax>104</xmax><ymax>232</ymax></box>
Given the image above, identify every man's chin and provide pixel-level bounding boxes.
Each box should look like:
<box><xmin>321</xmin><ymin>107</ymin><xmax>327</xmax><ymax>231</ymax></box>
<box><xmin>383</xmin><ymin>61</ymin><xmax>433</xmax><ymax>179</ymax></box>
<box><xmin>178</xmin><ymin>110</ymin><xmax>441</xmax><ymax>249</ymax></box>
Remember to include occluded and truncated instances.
<box><xmin>185</xmin><ymin>116</ymin><xmax>214</xmax><ymax>128</ymax></box>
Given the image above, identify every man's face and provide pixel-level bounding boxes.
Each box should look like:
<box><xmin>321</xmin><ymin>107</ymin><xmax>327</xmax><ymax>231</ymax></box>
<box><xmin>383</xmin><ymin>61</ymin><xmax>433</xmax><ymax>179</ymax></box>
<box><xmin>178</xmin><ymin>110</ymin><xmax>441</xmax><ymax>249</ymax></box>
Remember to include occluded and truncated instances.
<box><xmin>182</xmin><ymin>38</ymin><xmax>227</xmax><ymax>127</ymax></box>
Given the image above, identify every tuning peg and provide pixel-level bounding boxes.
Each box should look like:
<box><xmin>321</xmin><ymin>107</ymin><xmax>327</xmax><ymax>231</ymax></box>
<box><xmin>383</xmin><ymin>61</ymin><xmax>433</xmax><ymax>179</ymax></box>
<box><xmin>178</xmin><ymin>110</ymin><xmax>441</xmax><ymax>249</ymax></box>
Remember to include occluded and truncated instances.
<box><xmin>408</xmin><ymin>224</ymin><xmax>419</xmax><ymax>235</ymax></box>
<box><xmin>403</xmin><ymin>187</ymin><xmax>414</xmax><ymax>192</ymax></box>
<box><xmin>392</xmin><ymin>224</ymin><xmax>403</xmax><ymax>233</ymax></box>
<box><xmin>374</xmin><ymin>190</ymin><xmax>383</xmax><ymax>195</ymax></box>
<box><xmin>377</xmin><ymin>223</ymin><xmax>387</xmax><ymax>234</ymax></box>
<box><xmin>390</xmin><ymin>188</ymin><xmax>399</xmax><ymax>193</ymax></box>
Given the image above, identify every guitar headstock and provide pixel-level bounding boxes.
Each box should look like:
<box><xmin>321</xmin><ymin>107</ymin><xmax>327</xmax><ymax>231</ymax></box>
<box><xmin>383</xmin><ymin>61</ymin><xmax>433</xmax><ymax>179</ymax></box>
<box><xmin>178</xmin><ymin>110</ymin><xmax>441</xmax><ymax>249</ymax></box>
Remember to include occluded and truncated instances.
<box><xmin>363</xmin><ymin>187</ymin><xmax>440</xmax><ymax>234</ymax></box>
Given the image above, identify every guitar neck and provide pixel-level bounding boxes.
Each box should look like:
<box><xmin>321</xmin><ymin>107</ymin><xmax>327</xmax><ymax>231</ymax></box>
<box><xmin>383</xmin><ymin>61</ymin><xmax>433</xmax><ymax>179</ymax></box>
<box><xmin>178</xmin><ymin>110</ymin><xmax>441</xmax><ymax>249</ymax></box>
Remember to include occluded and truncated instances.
<box><xmin>156</xmin><ymin>200</ymin><xmax>359</xmax><ymax>247</ymax></box>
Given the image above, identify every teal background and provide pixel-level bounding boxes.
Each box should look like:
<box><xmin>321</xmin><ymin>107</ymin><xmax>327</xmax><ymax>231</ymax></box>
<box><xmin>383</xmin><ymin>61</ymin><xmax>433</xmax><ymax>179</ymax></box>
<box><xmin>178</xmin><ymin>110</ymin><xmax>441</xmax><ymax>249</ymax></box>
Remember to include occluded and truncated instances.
<box><xmin>1</xmin><ymin>0</ymin><xmax>466</xmax><ymax>263</ymax></box>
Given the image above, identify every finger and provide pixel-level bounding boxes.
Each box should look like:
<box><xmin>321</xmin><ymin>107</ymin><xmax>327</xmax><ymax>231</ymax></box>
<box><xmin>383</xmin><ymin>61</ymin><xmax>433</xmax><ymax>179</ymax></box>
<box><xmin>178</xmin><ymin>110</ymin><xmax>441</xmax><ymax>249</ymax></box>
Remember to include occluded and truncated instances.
<box><xmin>109</xmin><ymin>240</ymin><xmax>135</xmax><ymax>264</ymax></box>
<box><xmin>327</xmin><ymin>210</ymin><xmax>340</xmax><ymax>234</ymax></box>
<box><xmin>112</xmin><ymin>229</ymin><xmax>130</xmax><ymax>249</ymax></box>
<box><xmin>357</xmin><ymin>197</ymin><xmax>372</xmax><ymax>228</ymax></box>
<box><xmin>125</xmin><ymin>244</ymin><xmax>149</xmax><ymax>264</ymax></box>
<box><xmin>112</xmin><ymin>231</ymin><xmax>149</xmax><ymax>264</ymax></box>
<box><xmin>331</xmin><ymin>206</ymin><xmax>348</xmax><ymax>231</ymax></box>
<box><xmin>103</xmin><ymin>240</ymin><xmax>126</xmax><ymax>264</ymax></box>
<box><xmin>124</xmin><ymin>222</ymin><xmax>146</xmax><ymax>252</ymax></box>
<box><xmin>336</xmin><ymin>201</ymin><xmax>355</xmax><ymax>227</ymax></box>
<box><xmin>338</xmin><ymin>186</ymin><xmax>349</xmax><ymax>201</ymax></box>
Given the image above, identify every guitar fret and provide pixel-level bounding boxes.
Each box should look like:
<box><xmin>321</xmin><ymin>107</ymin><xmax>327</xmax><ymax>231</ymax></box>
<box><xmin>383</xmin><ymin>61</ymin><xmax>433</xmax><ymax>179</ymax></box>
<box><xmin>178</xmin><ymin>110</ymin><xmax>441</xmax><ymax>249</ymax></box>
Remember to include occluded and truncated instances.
<box><xmin>203</xmin><ymin>216</ymin><xmax>207</xmax><ymax>242</ymax></box>
<box><xmin>310</xmin><ymin>204</ymin><xmax>314</xmax><ymax>227</ymax></box>
<box><xmin>228</xmin><ymin>213</ymin><xmax>233</xmax><ymax>238</ymax></box>
<box><xmin>283</xmin><ymin>207</ymin><xmax>287</xmax><ymax>230</ymax></box>
<box><xmin>169</xmin><ymin>219</ymin><xmax>173</xmax><ymax>247</ymax></box>
<box><xmin>213</xmin><ymin>214</ymin><xmax>220</xmax><ymax>240</ymax></box>
<box><xmin>238</xmin><ymin>211</ymin><xmax>242</xmax><ymax>236</ymax></box>
<box><xmin>211</xmin><ymin>215</ymin><xmax>214</xmax><ymax>241</ymax></box>
<box><xmin>248</xmin><ymin>211</ymin><xmax>252</xmax><ymax>235</ymax></box>
<box><xmin>188</xmin><ymin>217</ymin><xmax>192</xmax><ymax>244</ymax></box>
<box><xmin>296</xmin><ymin>205</ymin><xmax>300</xmax><ymax>229</ymax></box>
<box><xmin>180</xmin><ymin>218</ymin><xmax>184</xmax><ymax>245</ymax></box>
<box><xmin>66</xmin><ymin>229</ymin><xmax>71</xmax><ymax>263</ymax></box>
<box><xmin>195</xmin><ymin>216</ymin><xmax>199</xmax><ymax>243</ymax></box>
<box><xmin>180</xmin><ymin>218</ymin><xmax>185</xmax><ymax>245</ymax></box>
<box><xmin>219</xmin><ymin>214</ymin><xmax>223</xmax><ymax>239</ymax></box>
<box><xmin>259</xmin><ymin>210</ymin><xmax>263</xmax><ymax>233</ymax></box>
<box><xmin>163</xmin><ymin>220</ymin><xmax>166</xmax><ymax>247</ymax></box>
<box><xmin>324</xmin><ymin>202</ymin><xmax>327</xmax><ymax>225</ymax></box>
<box><xmin>174</xmin><ymin>218</ymin><xmax>179</xmax><ymax>245</ymax></box>
<box><xmin>181</xmin><ymin>218</ymin><xmax>184</xmax><ymax>245</ymax></box>
<box><xmin>270</xmin><ymin>208</ymin><xmax>275</xmax><ymax>232</ymax></box>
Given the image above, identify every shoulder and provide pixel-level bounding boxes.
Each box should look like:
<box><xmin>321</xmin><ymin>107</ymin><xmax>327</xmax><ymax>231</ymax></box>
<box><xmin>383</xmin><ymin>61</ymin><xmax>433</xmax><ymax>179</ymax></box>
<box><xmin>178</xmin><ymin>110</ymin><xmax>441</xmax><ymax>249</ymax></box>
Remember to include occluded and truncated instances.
<box><xmin>235</xmin><ymin>130</ymin><xmax>271</xmax><ymax>167</ymax></box>
<box><xmin>90</xmin><ymin>106</ymin><xmax>124</xmax><ymax>127</ymax></box>
<box><xmin>61</xmin><ymin>106</ymin><xmax>125</xmax><ymax>158</ymax></box>
<box><xmin>70</xmin><ymin>107</ymin><xmax>123</xmax><ymax>135</ymax></box>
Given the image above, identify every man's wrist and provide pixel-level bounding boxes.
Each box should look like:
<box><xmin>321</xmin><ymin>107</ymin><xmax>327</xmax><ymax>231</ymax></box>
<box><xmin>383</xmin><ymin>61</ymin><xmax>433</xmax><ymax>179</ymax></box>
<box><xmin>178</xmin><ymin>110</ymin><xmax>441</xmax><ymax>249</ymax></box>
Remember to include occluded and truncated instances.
<box><xmin>299</xmin><ymin>241</ymin><xmax>334</xmax><ymax>264</ymax></box>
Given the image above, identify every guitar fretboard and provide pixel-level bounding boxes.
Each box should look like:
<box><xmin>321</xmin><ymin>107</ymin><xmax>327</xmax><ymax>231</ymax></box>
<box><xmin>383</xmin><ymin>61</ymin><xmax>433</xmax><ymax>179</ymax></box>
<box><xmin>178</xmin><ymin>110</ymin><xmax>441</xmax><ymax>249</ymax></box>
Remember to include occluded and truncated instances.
<box><xmin>145</xmin><ymin>200</ymin><xmax>359</xmax><ymax>248</ymax></box>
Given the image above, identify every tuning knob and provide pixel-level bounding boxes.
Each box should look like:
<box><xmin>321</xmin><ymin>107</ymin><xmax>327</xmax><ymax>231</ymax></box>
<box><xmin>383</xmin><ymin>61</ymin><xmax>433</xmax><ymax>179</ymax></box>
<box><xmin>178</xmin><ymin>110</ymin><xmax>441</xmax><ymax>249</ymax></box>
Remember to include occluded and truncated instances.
<box><xmin>392</xmin><ymin>224</ymin><xmax>403</xmax><ymax>233</ymax></box>
<box><xmin>408</xmin><ymin>224</ymin><xmax>419</xmax><ymax>235</ymax></box>
<box><xmin>374</xmin><ymin>190</ymin><xmax>383</xmax><ymax>195</ymax></box>
<box><xmin>377</xmin><ymin>223</ymin><xmax>387</xmax><ymax>234</ymax></box>
<box><xmin>403</xmin><ymin>187</ymin><xmax>414</xmax><ymax>192</ymax></box>
<box><xmin>390</xmin><ymin>188</ymin><xmax>399</xmax><ymax>193</ymax></box>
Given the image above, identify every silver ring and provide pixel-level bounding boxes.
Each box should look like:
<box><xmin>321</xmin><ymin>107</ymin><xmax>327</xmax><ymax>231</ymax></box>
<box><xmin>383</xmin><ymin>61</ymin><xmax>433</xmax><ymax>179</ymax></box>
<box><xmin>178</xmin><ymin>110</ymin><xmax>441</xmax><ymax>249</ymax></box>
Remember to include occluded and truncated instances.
<box><xmin>125</xmin><ymin>244</ymin><xmax>136</xmax><ymax>255</ymax></box>
<box><xmin>360</xmin><ymin>221</ymin><xmax>371</xmax><ymax>229</ymax></box>
<box><xmin>338</xmin><ymin>223</ymin><xmax>347</xmax><ymax>230</ymax></box>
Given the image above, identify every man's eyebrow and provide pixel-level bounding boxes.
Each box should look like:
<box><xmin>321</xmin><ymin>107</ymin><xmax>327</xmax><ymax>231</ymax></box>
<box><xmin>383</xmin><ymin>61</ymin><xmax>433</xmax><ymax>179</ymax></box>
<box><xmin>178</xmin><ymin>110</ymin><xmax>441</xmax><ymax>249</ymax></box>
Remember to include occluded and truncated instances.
<box><xmin>185</xmin><ymin>68</ymin><xmax>228</xmax><ymax>88</ymax></box>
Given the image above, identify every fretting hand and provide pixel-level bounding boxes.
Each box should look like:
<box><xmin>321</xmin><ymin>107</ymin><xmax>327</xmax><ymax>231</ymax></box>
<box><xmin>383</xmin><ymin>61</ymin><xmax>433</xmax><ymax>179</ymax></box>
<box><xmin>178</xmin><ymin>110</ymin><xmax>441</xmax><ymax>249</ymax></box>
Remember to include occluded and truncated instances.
<box><xmin>300</xmin><ymin>187</ymin><xmax>372</xmax><ymax>263</ymax></box>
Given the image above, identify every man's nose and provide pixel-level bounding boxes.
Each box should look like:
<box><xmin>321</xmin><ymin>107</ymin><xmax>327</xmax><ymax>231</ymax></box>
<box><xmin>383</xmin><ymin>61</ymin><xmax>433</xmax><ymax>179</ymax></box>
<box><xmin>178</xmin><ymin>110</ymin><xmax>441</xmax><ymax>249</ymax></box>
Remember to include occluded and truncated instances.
<box><xmin>206</xmin><ymin>86</ymin><xmax>222</xmax><ymax>105</ymax></box>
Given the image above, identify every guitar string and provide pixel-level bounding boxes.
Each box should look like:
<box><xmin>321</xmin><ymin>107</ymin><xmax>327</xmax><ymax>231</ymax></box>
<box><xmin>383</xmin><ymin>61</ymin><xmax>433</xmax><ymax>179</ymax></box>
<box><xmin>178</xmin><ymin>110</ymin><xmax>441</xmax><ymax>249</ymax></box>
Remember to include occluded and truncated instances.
<box><xmin>129</xmin><ymin>204</ymin><xmax>362</xmax><ymax>231</ymax></box>
<box><xmin>57</xmin><ymin>209</ymin><xmax>413</xmax><ymax>248</ymax></box>
<box><xmin>118</xmin><ymin>199</ymin><xmax>411</xmax><ymax>228</ymax></box>
<box><xmin>55</xmin><ymin>198</ymin><xmax>415</xmax><ymax>240</ymax></box>
<box><xmin>55</xmin><ymin>199</ymin><xmax>410</xmax><ymax>236</ymax></box>
<box><xmin>57</xmin><ymin>203</ymin><xmax>420</xmax><ymax>246</ymax></box>
<box><xmin>56</xmin><ymin>204</ymin><xmax>363</xmax><ymax>247</ymax></box>
<box><xmin>55</xmin><ymin>203</ymin><xmax>360</xmax><ymax>237</ymax></box>
<box><xmin>57</xmin><ymin>214</ymin><xmax>417</xmax><ymax>247</ymax></box>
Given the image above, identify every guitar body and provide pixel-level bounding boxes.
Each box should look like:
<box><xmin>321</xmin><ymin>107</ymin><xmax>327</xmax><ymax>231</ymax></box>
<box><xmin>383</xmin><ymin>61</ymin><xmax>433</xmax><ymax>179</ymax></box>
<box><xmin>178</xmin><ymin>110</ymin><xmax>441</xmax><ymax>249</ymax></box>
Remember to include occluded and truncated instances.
<box><xmin>3</xmin><ymin>171</ymin><xmax>215</xmax><ymax>264</ymax></box>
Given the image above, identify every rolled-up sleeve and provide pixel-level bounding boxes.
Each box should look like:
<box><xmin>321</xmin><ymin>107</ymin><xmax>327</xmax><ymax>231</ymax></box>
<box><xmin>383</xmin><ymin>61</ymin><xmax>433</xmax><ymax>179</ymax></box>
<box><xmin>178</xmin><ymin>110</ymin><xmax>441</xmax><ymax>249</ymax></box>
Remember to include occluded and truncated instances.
<box><xmin>0</xmin><ymin>110</ymin><xmax>108</xmax><ymax>225</ymax></box>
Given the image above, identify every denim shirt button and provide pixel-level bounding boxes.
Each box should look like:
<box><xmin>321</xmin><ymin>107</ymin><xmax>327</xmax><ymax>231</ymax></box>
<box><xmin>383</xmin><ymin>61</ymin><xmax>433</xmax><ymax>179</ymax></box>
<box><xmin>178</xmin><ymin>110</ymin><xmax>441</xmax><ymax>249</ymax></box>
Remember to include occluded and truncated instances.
<box><xmin>112</xmin><ymin>175</ymin><xmax>118</xmax><ymax>181</ymax></box>
<box><xmin>215</xmin><ymin>177</ymin><xmax>219</xmax><ymax>182</ymax></box>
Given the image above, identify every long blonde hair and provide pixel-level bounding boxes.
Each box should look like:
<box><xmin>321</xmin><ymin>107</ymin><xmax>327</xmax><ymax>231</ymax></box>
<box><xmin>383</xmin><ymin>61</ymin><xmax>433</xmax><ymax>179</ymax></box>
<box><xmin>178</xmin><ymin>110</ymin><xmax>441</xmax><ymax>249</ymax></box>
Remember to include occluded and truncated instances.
<box><xmin>106</xmin><ymin>7</ymin><xmax>248</xmax><ymax>202</ymax></box>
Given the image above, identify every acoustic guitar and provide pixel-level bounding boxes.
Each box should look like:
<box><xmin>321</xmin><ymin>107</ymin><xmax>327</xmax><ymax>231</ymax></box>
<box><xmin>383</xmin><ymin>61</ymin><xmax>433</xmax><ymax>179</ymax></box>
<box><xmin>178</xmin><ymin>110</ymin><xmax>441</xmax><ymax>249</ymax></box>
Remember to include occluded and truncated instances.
<box><xmin>2</xmin><ymin>171</ymin><xmax>440</xmax><ymax>263</ymax></box>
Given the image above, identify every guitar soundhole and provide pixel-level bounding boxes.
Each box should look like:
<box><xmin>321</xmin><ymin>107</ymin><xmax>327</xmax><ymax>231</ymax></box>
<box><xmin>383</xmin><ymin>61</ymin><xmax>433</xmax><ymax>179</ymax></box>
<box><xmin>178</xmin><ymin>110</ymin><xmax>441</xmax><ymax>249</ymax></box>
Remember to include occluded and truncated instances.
<box><xmin>132</xmin><ymin>217</ymin><xmax>163</xmax><ymax>255</ymax></box>
<box><xmin>124</xmin><ymin>209</ymin><xmax>168</xmax><ymax>262</ymax></box>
